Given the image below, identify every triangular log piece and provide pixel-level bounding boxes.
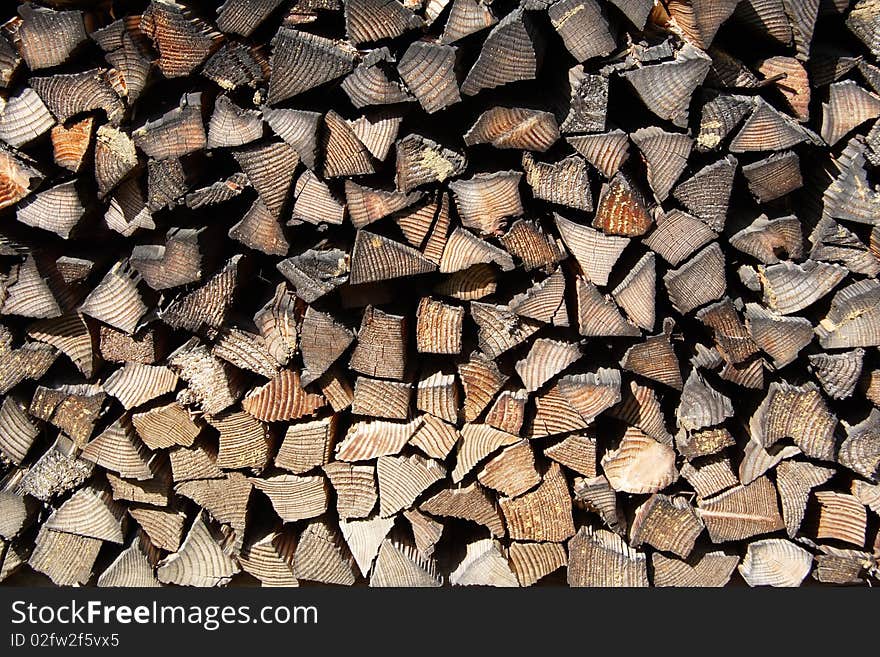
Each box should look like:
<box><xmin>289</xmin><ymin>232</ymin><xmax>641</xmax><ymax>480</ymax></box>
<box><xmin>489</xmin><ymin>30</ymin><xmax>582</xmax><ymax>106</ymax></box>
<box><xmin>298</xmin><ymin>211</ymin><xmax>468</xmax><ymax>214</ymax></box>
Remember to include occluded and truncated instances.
<box><xmin>341</xmin><ymin>47</ymin><xmax>412</xmax><ymax>109</ymax></box>
<box><xmin>509</xmin><ymin>268</ymin><xmax>569</xmax><ymax>326</ymax></box>
<box><xmin>461</xmin><ymin>10</ymin><xmax>541</xmax><ymax>96</ymax></box>
<box><xmin>741</xmin><ymin>151</ymin><xmax>803</xmax><ymax>202</ymax></box>
<box><xmin>398</xmin><ymin>41</ymin><xmax>460</xmax><ymax>113</ymax></box>
<box><xmin>622</xmin><ymin>42</ymin><xmax>712</xmax><ymax>127</ymax></box>
<box><xmin>566</xmin><ymin>129</ymin><xmax>629</xmax><ymax>178</ymax></box>
<box><xmin>631</xmin><ymin>126</ymin><xmax>692</xmax><ymax>202</ymax></box>
<box><xmin>555</xmin><ymin>213</ymin><xmax>629</xmax><ymax>286</ymax></box>
<box><xmin>323</xmin><ymin>461</ymin><xmax>378</xmax><ymax>519</ymax></box>
<box><xmin>267</xmin><ymin>27</ymin><xmax>356</xmax><ymax>104</ymax></box>
<box><xmin>293</xmin><ymin>520</ymin><xmax>357</xmax><ymax>585</ymax></box>
<box><xmin>340</xmin><ymin>514</ymin><xmax>395</xmax><ymax>576</ymax></box>
<box><xmin>322</xmin><ymin>110</ymin><xmax>375</xmax><ymax>178</ymax></box>
<box><xmin>238</xmin><ymin>530</ymin><xmax>298</xmax><ymax>587</ymax></box>
<box><xmin>671</xmin><ymin>156</ymin><xmax>737</xmax><ymax>231</ymax></box>
<box><xmin>157</xmin><ymin>514</ymin><xmax>239</xmax><ymax>587</ymax></box>
<box><xmin>140</xmin><ymin>1</ymin><xmax>221</xmax><ymax>78</ymax></box>
<box><xmin>452</xmin><ymin>422</ymin><xmax>520</xmax><ymax>482</ymax></box>
<box><xmin>515</xmin><ymin>338</ymin><xmax>580</xmax><ymax>392</ymax></box>
<box><xmin>420</xmin><ymin>481</ymin><xmax>505</xmax><ymax>537</ymax></box>
<box><xmin>372</xmin><ymin>538</ymin><xmax>443</xmax><ymax>587</ymax></box>
<box><xmin>350</xmin><ymin>230</ymin><xmax>437</xmax><ymax>284</ymax></box>
<box><xmin>335</xmin><ymin>417</ymin><xmax>422</xmax><ymax>461</ymax></box>
<box><xmin>132</xmin><ymin>92</ymin><xmax>206</xmax><ymax>160</ymax></box>
<box><xmin>377</xmin><ymin>453</ymin><xmax>446</xmax><ymax>516</ymax></box>
<box><xmin>575</xmin><ymin>277</ymin><xmax>641</xmax><ymax>337</ymax></box>
<box><xmin>592</xmin><ymin>172</ymin><xmax>653</xmax><ymax>237</ymax></box>
<box><xmin>663</xmin><ymin>242</ymin><xmax>726</xmax><ymax>314</ymax></box>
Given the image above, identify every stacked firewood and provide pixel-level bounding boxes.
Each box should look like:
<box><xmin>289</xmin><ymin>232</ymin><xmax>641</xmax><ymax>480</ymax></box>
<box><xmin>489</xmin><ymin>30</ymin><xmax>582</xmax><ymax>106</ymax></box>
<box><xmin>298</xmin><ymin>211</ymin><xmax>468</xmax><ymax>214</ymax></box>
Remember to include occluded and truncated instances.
<box><xmin>0</xmin><ymin>0</ymin><xmax>879</xmax><ymax>588</ymax></box>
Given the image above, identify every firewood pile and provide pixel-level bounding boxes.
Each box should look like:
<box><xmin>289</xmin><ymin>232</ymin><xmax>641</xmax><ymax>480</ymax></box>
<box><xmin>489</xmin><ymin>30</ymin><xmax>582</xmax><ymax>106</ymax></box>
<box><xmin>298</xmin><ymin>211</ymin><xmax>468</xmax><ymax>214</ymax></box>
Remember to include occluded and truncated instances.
<box><xmin>0</xmin><ymin>0</ymin><xmax>879</xmax><ymax>588</ymax></box>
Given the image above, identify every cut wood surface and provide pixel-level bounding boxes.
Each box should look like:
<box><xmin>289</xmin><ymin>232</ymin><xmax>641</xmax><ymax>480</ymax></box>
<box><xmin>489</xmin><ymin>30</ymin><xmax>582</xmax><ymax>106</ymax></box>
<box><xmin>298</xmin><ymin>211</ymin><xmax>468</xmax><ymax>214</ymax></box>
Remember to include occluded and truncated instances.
<box><xmin>1</xmin><ymin>0</ymin><xmax>879</xmax><ymax>590</ymax></box>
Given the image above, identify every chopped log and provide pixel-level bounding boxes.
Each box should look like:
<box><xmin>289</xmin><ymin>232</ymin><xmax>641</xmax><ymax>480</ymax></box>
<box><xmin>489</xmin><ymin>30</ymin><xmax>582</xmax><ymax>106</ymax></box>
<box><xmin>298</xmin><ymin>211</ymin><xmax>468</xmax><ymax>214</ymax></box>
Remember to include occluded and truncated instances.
<box><xmin>31</xmin><ymin>69</ymin><xmax>125</xmax><ymax>126</ymax></box>
<box><xmin>453</xmin><ymin>422</ymin><xmax>520</xmax><ymax>482</ymax></box>
<box><xmin>350</xmin><ymin>230</ymin><xmax>436</xmax><ymax>284</ymax></box>
<box><xmin>738</xmin><ymin>538</ymin><xmax>812</xmax><ymax>587</ymax></box>
<box><xmin>415</xmin><ymin>371</ymin><xmax>458</xmax><ymax>424</ymax></box>
<box><xmin>555</xmin><ymin>214</ymin><xmax>629</xmax><ymax>286</ymax></box>
<box><xmin>651</xmin><ymin>550</ymin><xmax>739</xmax><ymax>587</ymax></box>
<box><xmin>395</xmin><ymin>134</ymin><xmax>466</xmax><ymax>192</ymax></box>
<box><xmin>461</xmin><ymin>10</ymin><xmax>541</xmax><ymax>96</ymax></box>
<box><xmin>549</xmin><ymin>0</ymin><xmax>615</xmax><ymax>62</ymax></box>
<box><xmin>465</xmin><ymin>107</ymin><xmax>558</xmax><ymax>152</ymax></box>
<box><xmin>672</xmin><ymin>157</ymin><xmax>737</xmax><ymax>232</ymax></box>
<box><xmin>813</xmin><ymin>491</ymin><xmax>867</xmax><ymax>546</ymax></box>
<box><xmin>372</xmin><ymin>538</ymin><xmax>443</xmax><ymax>587</ymax></box>
<box><xmin>645</xmin><ymin>209</ymin><xmax>717</xmax><ymax>267</ymax></box>
<box><xmin>697</xmin><ymin>476</ymin><xmax>784</xmax><ymax>542</ymax></box>
<box><xmin>29</xmin><ymin>383</ymin><xmax>105</xmax><ymax>446</ymax></box>
<box><xmin>508</xmin><ymin>541</ymin><xmax>566</xmax><ymax>586</ymax></box>
<box><xmin>81</xmin><ymin>418</ymin><xmax>153</xmax><ymax>480</ymax></box>
<box><xmin>398</xmin><ymin>41</ymin><xmax>460</xmax><ymax>114</ymax></box>
<box><xmin>29</xmin><ymin>524</ymin><xmax>102</xmax><ymax>586</ymax></box>
<box><xmin>631</xmin><ymin>126</ymin><xmax>692</xmax><ymax>202</ymax></box>
<box><xmin>293</xmin><ymin>520</ymin><xmax>357</xmax><ymax>585</ymax></box>
<box><xmin>140</xmin><ymin>1</ymin><xmax>222</xmax><ymax>78</ymax></box>
<box><xmin>238</xmin><ymin>530</ymin><xmax>298</xmax><ymax>587</ymax></box>
<box><xmin>216</xmin><ymin>0</ymin><xmax>285</xmax><ymax>37</ymax></box>
<box><xmin>567</xmin><ymin>527</ymin><xmax>649</xmax><ymax>587</ymax></box>
<box><xmin>16</xmin><ymin>4</ymin><xmax>87</xmax><ymax>71</ymax></box>
<box><xmin>593</xmin><ymin>173</ymin><xmax>653</xmax><ymax>237</ymax></box>
<box><xmin>575</xmin><ymin>277</ymin><xmax>641</xmax><ymax>337</ymax></box>
<box><xmin>97</xmin><ymin>538</ymin><xmax>161</xmax><ymax>588</ymax></box>
<box><xmin>808</xmin><ymin>349</ymin><xmax>864</xmax><ymax>400</ymax></box>
<box><xmin>477</xmin><ymin>440</ymin><xmax>541</xmax><ymax>498</ymax></box>
<box><xmin>15</xmin><ymin>436</ymin><xmax>92</xmax><ymax>502</ymax></box>
<box><xmin>663</xmin><ymin>242</ymin><xmax>726</xmax><ymax>314</ymax></box>
<box><xmin>622</xmin><ymin>42</ymin><xmax>712</xmax><ymax>127</ymax></box>
<box><xmin>324</xmin><ymin>461</ymin><xmax>377</xmax><ymax>519</ymax></box>
<box><xmin>336</xmin><ymin>417</ymin><xmax>422</xmax><ymax>461</ymax></box>
<box><xmin>601</xmin><ymin>428</ymin><xmax>678</xmax><ymax>494</ymax></box>
<box><xmin>730</xmin><ymin>97</ymin><xmax>816</xmax><ymax>152</ymax></box>
<box><xmin>566</xmin><ymin>129</ymin><xmax>629</xmax><ymax>178</ymax></box>
<box><xmin>749</xmin><ymin>381</ymin><xmax>837</xmax><ymax>461</ymax></box>
<box><xmin>349</xmin><ymin>305</ymin><xmax>407</xmax><ymax>380</ymax></box>
<box><xmin>157</xmin><ymin>513</ymin><xmax>239</xmax><ymax>587</ymax></box>
<box><xmin>0</xmin><ymin>87</ymin><xmax>55</xmax><ymax>148</ymax></box>
<box><xmin>560</xmin><ymin>67</ymin><xmax>609</xmax><ymax>134</ymax></box>
<box><xmin>621</xmin><ymin>331</ymin><xmax>683</xmax><ymax>390</ymax></box>
<box><xmin>515</xmin><ymin>338</ymin><xmax>580</xmax><ymax>392</ymax></box>
<box><xmin>545</xmin><ymin>433</ymin><xmax>597</xmax><ymax>478</ymax></box>
<box><xmin>421</xmin><ymin>482</ymin><xmax>504</xmax><ymax>537</ymax></box>
<box><xmin>680</xmin><ymin>454</ymin><xmax>738</xmax><ymax>500</ymax></box>
<box><xmin>450</xmin><ymin>538</ymin><xmax>517</xmax><ymax>587</ymax></box>
<box><xmin>342</xmin><ymin>47</ymin><xmax>411</xmax><ymax>109</ymax></box>
<box><xmin>522</xmin><ymin>153</ymin><xmax>592</xmax><ymax>211</ymax></box>
<box><xmin>339</xmin><ymin>514</ymin><xmax>394</xmax><ymax>576</ymax></box>
<box><xmin>377</xmin><ymin>453</ymin><xmax>445</xmax><ymax>516</ymax></box>
<box><xmin>630</xmin><ymin>494</ymin><xmax>704</xmax><ymax>558</ymax></box>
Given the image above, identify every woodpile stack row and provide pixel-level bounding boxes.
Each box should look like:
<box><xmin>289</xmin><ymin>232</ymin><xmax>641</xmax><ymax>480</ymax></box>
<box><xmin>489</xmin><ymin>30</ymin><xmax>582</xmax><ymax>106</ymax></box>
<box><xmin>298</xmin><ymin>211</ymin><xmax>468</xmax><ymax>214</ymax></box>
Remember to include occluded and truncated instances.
<box><xmin>0</xmin><ymin>0</ymin><xmax>879</xmax><ymax>588</ymax></box>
